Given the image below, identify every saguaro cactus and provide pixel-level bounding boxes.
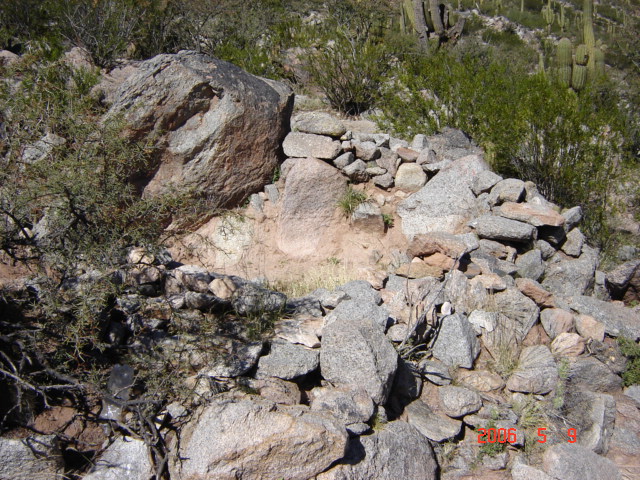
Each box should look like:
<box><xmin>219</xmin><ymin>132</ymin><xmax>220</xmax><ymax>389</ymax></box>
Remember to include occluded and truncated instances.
<box><xmin>582</xmin><ymin>0</ymin><xmax>605</xmax><ymax>80</ymax></box>
<box><xmin>542</xmin><ymin>0</ymin><xmax>555</xmax><ymax>33</ymax></box>
<box><xmin>400</xmin><ymin>0</ymin><xmax>465</xmax><ymax>45</ymax></box>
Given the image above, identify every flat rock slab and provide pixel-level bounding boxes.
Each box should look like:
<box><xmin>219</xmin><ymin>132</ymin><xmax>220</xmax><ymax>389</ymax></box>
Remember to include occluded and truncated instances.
<box><xmin>256</xmin><ymin>339</ymin><xmax>319</xmax><ymax>380</ymax></box>
<box><xmin>407</xmin><ymin>231</ymin><xmax>469</xmax><ymax>259</ymax></box>
<box><xmin>204</xmin><ymin>339</ymin><xmax>263</xmax><ymax>377</ymax></box>
<box><xmin>292</xmin><ymin>112</ymin><xmax>346</xmax><ymax>137</ymax></box>
<box><xmin>543</xmin><ymin>443</ymin><xmax>621</xmax><ymax>480</ymax></box>
<box><xmin>470</xmin><ymin>215</ymin><xmax>536</xmax><ymax>243</ymax></box>
<box><xmin>171</xmin><ymin>394</ymin><xmax>347</xmax><ymax>480</ymax></box>
<box><xmin>404</xmin><ymin>399</ymin><xmax>462</xmax><ymax>442</ymax></box>
<box><xmin>567</xmin><ymin>295</ymin><xmax>640</xmax><ymax>339</ymax></box>
<box><xmin>277</xmin><ymin>158</ymin><xmax>346</xmax><ymax>257</ymax></box>
<box><xmin>506</xmin><ymin>345</ymin><xmax>558</xmax><ymax>394</ymax></box>
<box><xmin>283</xmin><ymin>132</ymin><xmax>341</xmax><ymax>159</ymax></box>
<box><xmin>84</xmin><ymin>437</ymin><xmax>153</xmax><ymax>480</ymax></box>
<box><xmin>497</xmin><ymin>202</ymin><xmax>565</xmax><ymax>227</ymax></box>
<box><xmin>320</xmin><ymin>316</ymin><xmax>398</xmax><ymax>404</ymax></box>
<box><xmin>567</xmin><ymin>357</ymin><xmax>623</xmax><ymax>393</ymax></box>
<box><xmin>310</xmin><ymin>386</ymin><xmax>374</xmax><ymax>425</ymax></box>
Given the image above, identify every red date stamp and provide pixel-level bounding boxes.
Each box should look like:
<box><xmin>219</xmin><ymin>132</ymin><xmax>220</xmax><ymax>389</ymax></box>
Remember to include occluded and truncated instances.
<box><xmin>477</xmin><ymin>427</ymin><xmax>577</xmax><ymax>444</ymax></box>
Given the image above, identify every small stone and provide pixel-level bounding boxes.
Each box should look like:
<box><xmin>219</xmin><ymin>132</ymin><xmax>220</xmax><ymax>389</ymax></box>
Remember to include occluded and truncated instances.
<box><xmin>404</xmin><ymin>399</ymin><xmax>462</xmax><ymax>442</ymax></box>
<box><xmin>439</xmin><ymin>385</ymin><xmax>482</xmax><ymax>418</ymax></box>
<box><xmin>575</xmin><ymin>314</ymin><xmax>605</xmax><ymax>342</ymax></box>
<box><xmin>540</xmin><ymin>308</ymin><xmax>574</xmax><ymax>339</ymax></box>
<box><xmin>395</xmin><ymin>163</ymin><xmax>427</xmax><ymax>191</ymax></box>
<box><xmin>264</xmin><ymin>184</ymin><xmax>279</xmax><ymax>203</ymax></box>
<box><xmin>561</xmin><ymin>228</ymin><xmax>585</xmax><ymax>257</ymax></box>
<box><xmin>396</xmin><ymin>147</ymin><xmax>420</xmax><ymax>162</ymax></box>
<box><xmin>516</xmin><ymin>249</ymin><xmax>545</xmax><ymax>281</ymax></box>
<box><xmin>342</xmin><ymin>159</ymin><xmax>368</xmax><ymax>182</ymax></box>
<box><xmin>354</xmin><ymin>140</ymin><xmax>380</xmax><ymax>161</ymax></box>
<box><xmin>256</xmin><ymin>340</ymin><xmax>319</xmax><ymax>380</ymax></box>
<box><xmin>352</xmin><ymin>202</ymin><xmax>384</xmax><ymax>234</ymax></box>
<box><xmin>550</xmin><ymin>332</ymin><xmax>585</xmax><ymax>356</ymax></box>
<box><xmin>457</xmin><ymin>370</ymin><xmax>505</xmax><ymax>392</ymax></box>
<box><xmin>373</xmin><ymin>173</ymin><xmax>394</xmax><ymax>189</ymax></box>
<box><xmin>395</xmin><ymin>261</ymin><xmax>444</xmax><ymax>280</ymax></box>
<box><xmin>489</xmin><ymin>178</ymin><xmax>526</xmax><ymax>205</ymax></box>
<box><xmin>333</xmin><ymin>152</ymin><xmax>354</xmax><ymax>169</ymax></box>
<box><xmin>562</xmin><ymin>206</ymin><xmax>583</xmax><ymax>231</ymax></box>
<box><xmin>419</xmin><ymin>360</ymin><xmax>452</xmax><ymax>386</ymax></box>
<box><xmin>471</xmin><ymin>170</ymin><xmax>503</xmax><ymax>195</ymax></box>
<box><xmin>411</xmin><ymin>134</ymin><xmax>429</xmax><ymax>150</ymax></box>
<box><xmin>498</xmin><ymin>202</ymin><xmax>565</xmax><ymax>227</ymax></box>
<box><xmin>515</xmin><ymin>278</ymin><xmax>556</xmax><ymax>308</ymax></box>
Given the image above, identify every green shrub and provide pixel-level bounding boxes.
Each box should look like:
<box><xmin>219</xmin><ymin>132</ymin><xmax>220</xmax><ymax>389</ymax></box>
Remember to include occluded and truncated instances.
<box><xmin>337</xmin><ymin>186</ymin><xmax>368</xmax><ymax>217</ymax></box>
<box><xmin>618</xmin><ymin>337</ymin><xmax>640</xmax><ymax>386</ymax></box>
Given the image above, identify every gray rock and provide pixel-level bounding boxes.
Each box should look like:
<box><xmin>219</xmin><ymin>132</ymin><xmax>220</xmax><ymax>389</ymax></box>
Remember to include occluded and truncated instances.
<box><xmin>470</xmin><ymin>215</ymin><xmax>536</xmax><ymax>243</ymax></box>
<box><xmin>395</xmin><ymin>163</ymin><xmax>427</xmax><ymax>191</ymax></box>
<box><xmin>375</xmin><ymin>148</ymin><xmax>400</xmax><ymax>176</ymax></box>
<box><xmin>292</xmin><ymin>111</ymin><xmax>346</xmax><ymax>137</ymax></box>
<box><xmin>283</xmin><ymin>132</ymin><xmax>341</xmax><ymax>159</ymax></box>
<box><xmin>247</xmin><ymin>377</ymin><xmax>302</xmax><ymax>405</ymax></box>
<box><xmin>83</xmin><ymin>437</ymin><xmax>153</xmax><ymax>480</ymax></box>
<box><xmin>317</xmin><ymin>421</ymin><xmax>438</xmax><ymax>480</ymax></box>
<box><xmin>104</xmin><ymin>52</ymin><xmax>293</xmax><ymax>208</ymax></box>
<box><xmin>561</xmin><ymin>228</ymin><xmax>585</xmax><ymax>257</ymax></box>
<box><xmin>416</xmin><ymin>148</ymin><xmax>437</xmax><ymax>165</ymax></box>
<box><xmin>351</xmin><ymin>202</ymin><xmax>384</xmax><ymax>233</ymax></box>
<box><xmin>353</xmin><ymin>140</ymin><xmax>380</xmax><ymax>161</ymax></box>
<box><xmin>337</xmin><ymin>280</ymin><xmax>382</xmax><ymax>305</ymax></box>
<box><xmin>320</xmin><ymin>315</ymin><xmax>398</xmax><ymax>404</ymax></box>
<box><xmin>204</xmin><ymin>339</ymin><xmax>263</xmax><ymax>377</ymax></box>
<box><xmin>398</xmin><ymin>155</ymin><xmax>487</xmax><ymax>236</ymax></box>
<box><xmin>470</xmin><ymin>251</ymin><xmax>519</xmax><ymax>276</ymax></box>
<box><xmin>562</xmin><ymin>390</ymin><xmax>615</xmax><ymax>454</ymax></box>
<box><xmin>419</xmin><ymin>359</ymin><xmax>452</xmax><ymax>385</ymax></box>
<box><xmin>249</xmin><ymin>193</ymin><xmax>264</xmax><ymax>212</ymax></box>
<box><xmin>511</xmin><ymin>463</ymin><xmax>554</xmax><ymax>480</ymax></box>
<box><xmin>342</xmin><ymin>159</ymin><xmax>368</xmax><ymax>182</ymax></box>
<box><xmin>256</xmin><ymin>340</ymin><xmax>319</xmax><ymax>380</ymax></box>
<box><xmin>0</xmin><ymin>435</ymin><xmax>64</xmax><ymax>480</ymax></box>
<box><xmin>264</xmin><ymin>184</ymin><xmax>279</xmax><ymax>203</ymax></box>
<box><xmin>232</xmin><ymin>284</ymin><xmax>286</xmax><ymax>316</ymax></box>
<box><xmin>516</xmin><ymin>249</ymin><xmax>545</xmax><ymax>281</ymax></box>
<box><xmin>404</xmin><ymin>399</ymin><xmax>462</xmax><ymax>442</ymax></box>
<box><xmin>411</xmin><ymin>134</ymin><xmax>429</xmax><ymax>150</ymax></box>
<box><xmin>489</xmin><ymin>178</ymin><xmax>526</xmax><ymax>204</ymax></box>
<box><xmin>624</xmin><ymin>385</ymin><xmax>640</xmax><ymax>406</ymax></box>
<box><xmin>542</xmin><ymin>443</ymin><xmax>621</xmax><ymax>480</ymax></box>
<box><xmin>506</xmin><ymin>345</ymin><xmax>558</xmax><ymax>394</ymax></box>
<box><xmin>184</xmin><ymin>291</ymin><xmax>220</xmax><ymax>311</ymax></box>
<box><xmin>431</xmin><ymin>313</ymin><xmax>480</xmax><ymax>369</ymax></box>
<box><xmin>606</xmin><ymin>260</ymin><xmax>640</xmax><ymax>290</ymax></box>
<box><xmin>275</xmin><ymin>317</ymin><xmax>322</xmax><ymax>348</ymax></box>
<box><xmin>540</xmin><ymin>308</ymin><xmax>574</xmax><ymax>339</ymax></box>
<box><xmin>566</xmin><ymin>295</ymin><xmax>640</xmax><ymax>339</ymax></box>
<box><xmin>562</xmin><ymin>206</ymin><xmax>583</xmax><ymax>231</ymax></box>
<box><xmin>536</xmin><ymin>239</ymin><xmax>557</xmax><ymax>260</ymax></box>
<box><xmin>277</xmin><ymin>157</ymin><xmax>347</xmax><ymax>256</ymax></box>
<box><xmin>333</xmin><ymin>152</ymin><xmax>355</xmax><ymax>169</ymax></box>
<box><xmin>365</xmin><ymin>166</ymin><xmax>386</xmax><ymax>176</ymax></box>
<box><xmin>373</xmin><ymin>173</ymin><xmax>394</xmax><ymax>189</ymax></box>
<box><xmin>471</xmin><ymin>170</ymin><xmax>503</xmax><ymax>195</ymax></box>
<box><xmin>491</xmin><ymin>288</ymin><xmax>540</xmax><ymax>342</ymax></box>
<box><xmin>567</xmin><ymin>356</ymin><xmax>623</xmax><ymax>393</ymax></box>
<box><xmin>170</xmin><ymin>394</ymin><xmax>347</xmax><ymax>480</ymax></box>
<box><xmin>310</xmin><ymin>386</ymin><xmax>374</xmax><ymax>425</ymax></box>
<box><xmin>538</xmin><ymin>225</ymin><xmax>567</xmax><ymax>246</ymax></box>
<box><xmin>439</xmin><ymin>385</ymin><xmax>482</xmax><ymax>418</ymax></box>
<box><xmin>421</xmin><ymin>158</ymin><xmax>452</xmax><ymax>173</ymax></box>
<box><xmin>541</xmin><ymin>246</ymin><xmax>598</xmax><ymax>297</ymax></box>
<box><xmin>286</xmin><ymin>294</ymin><xmax>323</xmax><ymax>317</ymax></box>
<box><xmin>389</xmin><ymin>137</ymin><xmax>409</xmax><ymax>151</ymax></box>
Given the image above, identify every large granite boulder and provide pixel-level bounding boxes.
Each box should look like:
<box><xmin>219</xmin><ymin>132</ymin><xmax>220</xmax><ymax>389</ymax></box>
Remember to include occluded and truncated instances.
<box><xmin>104</xmin><ymin>51</ymin><xmax>293</xmax><ymax>207</ymax></box>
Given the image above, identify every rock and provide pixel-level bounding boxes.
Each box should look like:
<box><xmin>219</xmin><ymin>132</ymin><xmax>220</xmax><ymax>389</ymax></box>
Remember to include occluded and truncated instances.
<box><xmin>292</xmin><ymin>112</ymin><xmax>346</xmax><ymax>137</ymax></box>
<box><xmin>431</xmin><ymin>313</ymin><xmax>481</xmax><ymax>369</ymax></box>
<box><xmin>457</xmin><ymin>370</ymin><xmax>505</xmax><ymax>392</ymax></box>
<box><xmin>491</xmin><ymin>288</ymin><xmax>540</xmax><ymax>342</ymax></box>
<box><xmin>471</xmin><ymin>251</ymin><xmax>518</xmax><ymax>276</ymax></box>
<box><xmin>470</xmin><ymin>215</ymin><xmax>536</xmax><ymax>243</ymax></box>
<box><xmin>416</xmin><ymin>148</ymin><xmax>437</xmax><ymax>165</ymax></box>
<box><xmin>204</xmin><ymin>339</ymin><xmax>263</xmax><ymax>377</ymax></box>
<box><xmin>550</xmin><ymin>332</ymin><xmax>585</xmax><ymax>356</ymax></box>
<box><xmin>515</xmin><ymin>278</ymin><xmax>555</xmax><ymax>307</ymax></box>
<box><xmin>264</xmin><ymin>183</ymin><xmax>279</xmax><ymax>203</ymax></box>
<box><xmin>471</xmin><ymin>170</ymin><xmax>503</xmax><ymax>195</ymax></box>
<box><xmin>277</xmin><ymin>158</ymin><xmax>346</xmax><ymax>256</ymax></box>
<box><xmin>320</xmin><ymin>315</ymin><xmax>398</xmax><ymax>404</ymax></box>
<box><xmin>104</xmin><ymin>52</ymin><xmax>292</xmax><ymax>207</ymax></box>
<box><xmin>337</xmin><ymin>280</ymin><xmax>382</xmax><ymax>304</ymax></box>
<box><xmin>395</xmin><ymin>163</ymin><xmax>427</xmax><ymax>191</ymax></box>
<box><xmin>538</xmin><ymin>225</ymin><xmax>567</xmax><ymax>246</ymax></box>
<box><xmin>256</xmin><ymin>339</ymin><xmax>319</xmax><ymax>380</ymax></box>
<box><xmin>562</xmin><ymin>206</ymin><xmax>583</xmax><ymax>231</ymax></box>
<box><xmin>247</xmin><ymin>377</ymin><xmax>302</xmax><ymax>405</ymax></box>
<box><xmin>439</xmin><ymin>385</ymin><xmax>483</xmax><ymax>418</ymax></box>
<box><xmin>471</xmin><ymin>272</ymin><xmax>512</xmax><ymax>291</ymax></box>
<box><xmin>404</xmin><ymin>399</ymin><xmax>462</xmax><ymax>442</ymax></box>
<box><xmin>342</xmin><ymin>159</ymin><xmax>368</xmax><ymax>182</ymax></box>
<box><xmin>489</xmin><ymin>178</ymin><xmax>526</xmax><ymax>204</ymax></box>
<box><xmin>310</xmin><ymin>386</ymin><xmax>374</xmax><ymax>425</ymax></box>
<box><xmin>536</xmin><ymin>239</ymin><xmax>557</xmax><ymax>260</ymax></box>
<box><xmin>208</xmin><ymin>277</ymin><xmax>237</xmax><ymax>300</ymax></box>
<box><xmin>0</xmin><ymin>50</ymin><xmax>19</xmax><ymax>66</ymax></box>
<box><xmin>232</xmin><ymin>284</ymin><xmax>286</xmax><ymax>316</ymax></box>
<box><xmin>375</xmin><ymin>148</ymin><xmax>400</xmax><ymax>176</ymax></box>
<box><xmin>395</xmin><ymin>261</ymin><xmax>444</xmax><ymax>280</ymax></box>
<box><xmin>317</xmin><ymin>421</ymin><xmax>438</xmax><ymax>480</ymax></box>
<box><xmin>0</xmin><ymin>435</ymin><xmax>64</xmax><ymax>480</ymax></box>
<box><xmin>83</xmin><ymin>437</ymin><xmax>153</xmax><ymax>480</ymax></box>
<box><xmin>575</xmin><ymin>314</ymin><xmax>605</xmax><ymax>342</ymax></box>
<box><xmin>398</xmin><ymin>155</ymin><xmax>487</xmax><ymax>236</ymax></box>
<box><xmin>353</xmin><ymin>140</ymin><xmax>380</xmax><ymax>161</ymax></box>
<box><xmin>407</xmin><ymin>232</ymin><xmax>469</xmax><ymax>259</ymax></box>
<box><xmin>372</xmin><ymin>173</ymin><xmax>394</xmax><ymax>189</ymax></box>
<box><xmin>564</xmin><ymin>390</ymin><xmax>615</xmax><ymax>454</ymax></box>
<box><xmin>468</xmin><ymin>310</ymin><xmax>498</xmax><ymax>333</ymax></box>
<box><xmin>606</xmin><ymin>260</ymin><xmax>640</xmax><ymax>290</ymax></box>
<box><xmin>566</xmin><ymin>295</ymin><xmax>640</xmax><ymax>339</ymax></box>
<box><xmin>283</xmin><ymin>132</ymin><xmax>341</xmax><ymax>159</ymax></box>
<box><xmin>540</xmin><ymin>308</ymin><xmax>574</xmax><ymax>339</ymax></box>
<box><xmin>423</xmin><ymin>252</ymin><xmax>456</xmax><ymax>271</ymax></box>
<box><xmin>562</xmin><ymin>228</ymin><xmax>585</xmax><ymax>257</ymax></box>
<box><xmin>541</xmin><ymin>246</ymin><xmax>599</xmax><ymax>297</ymax></box>
<box><xmin>275</xmin><ymin>317</ymin><xmax>322</xmax><ymax>348</ymax></box>
<box><xmin>366</xmin><ymin>166</ymin><xmax>386</xmax><ymax>176</ymax></box>
<box><xmin>412</xmin><ymin>134</ymin><xmax>429</xmax><ymax>150</ymax></box>
<box><xmin>351</xmin><ymin>202</ymin><xmax>384</xmax><ymax>233</ymax></box>
<box><xmin>184</xmin><ymin>291</ymin><xmax>220</xmax><ymax>311</ymax></box>
<box><xmin>170</xmin><ymin>394</ymin><xmax>347</xmax><ymax>480</ymax></box>
<box><xmin>419</xmin><ymin>359</ymin><xmax>453</xmax><ymax>386</ymax></box>
<box><xmin>396</xmin><ymin>147</ymin><xmax>420</xmax><ymax>162</ymax></box>
<box><xmin>567</xmin><ymin>357</ymin><xmax>623</xmax><ymax>393</ymax></box>
<box><xmin>506</xmin><ymin>345</ymin><xmax>558</xmax><ymax>394</ymax></box>
<box><xmin>588</xmin><ymin>340</ymin><xmax>627</xmax><ymax>374</ymax></box>
<box><xmin>497</xmin><ymin>202</ymin><xmax>565</xmax><ymax>227</ymax></box>
<box><xmin>624</xmin><ymin>385</ymin><xmax>640</xmax><ymax>406</ymax></box>
<box><xmin>333</xmin><ymin>152</ymin><xmax>354</xmax><ymax>169</ymax></box>
<box><xmin>542</xmin><ymin>443</ymin><xmax>621</xmax><ymax>480</ymax></box>
<box><xmin>516</xmin><ymin>249</ymin><xmax>545</xmax><ymax>281</ymax></box>
<box><xmin>511</xmin><ymin>463</ymin><xmax>554</xmax><ymax>480</ymax></box>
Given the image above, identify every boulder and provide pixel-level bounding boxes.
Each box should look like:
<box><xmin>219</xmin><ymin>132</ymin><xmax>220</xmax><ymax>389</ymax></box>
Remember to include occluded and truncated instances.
<box><xmin>317</xmin><ymin>421</ymin><xmax>438</xmax><ymax>480</ymax></box>
<box><xmin>395</xmin><ymin>163</ymin><xmax>427</xmax><ymax>191</ymax></box>
<box><xmin>404</xmin><ymin>399</ymin><xmax>462</xmax><ymax>442</ymax></box>
<box><xmin>431</xmin><ymin>313</ymin><xmax>481</xmax><ymax>369</ymax></box>
<box><xmin>407</xmin><ymin>232</ymin><xmax>469</xmax><ymax>259</ymax></box>
<box><xmin>170</xmin><ymin>394</ymin><xmax>347</xmax><ymax>480</ymax></box>
<box><xmin>550</xmin><ymin>332</ymin><xmax>585</xmax><ymax>357</ymax></box>
<box><xmin>506</xmin><ymin>345</ymin><xmax>558</xmax><ymax>394</ymax></box>
<box><xmin>256</xmin><ymin>339</ymin><xmax>319</xmax><ymax>380</ymax></box>
<box><xmin>277</xmin><ymin>158</ymin><xmax>347</xmax><ymax>256</ymax></box>
<box><xmin>320</xmin><ymin>315</ymin><xmax>398</xmax><ymax>404</ymax></box>
<box><xmin>310</xmin><ymin>386</ymin><xmax>374</xmax><ymax>426</ymax></box>
<box><xmin>542</xmin><ymin>247</ymin><xmax>599</xmax><ymax>297</ymax></box>
<box><xmin>292</xmin><ymin>112</ymin><xmax>346</xmax><ymax>137</ymax></box>
<box><xmin>398</xmin><ymin>155</ymin><xmax>487</xmax><ymax>236</ymax></box>
<box><xmin>283</xmin><ymin>132</ymin><xmax>341</xmax><ymax>159</ymax></box>
<box><xmin>471</xmin><ymin>170</ymin><xmax>503</xmax><ymax>195</ymax></box>
<box><xmin>104</xmin><ymin>52</ymin><xmax>293</xmax><ymax>207</ymax></box>
<box><xmin>567</xmin><ymin>357</ymin><xmax>623</xmax><ymax>393</ymax></box>
<box><xmin>561</xmin><ymin>228</ymin><xmax>585</xmax><ymax>257</ymax></box>
<box><xmin>470</xmin><ymin>215</ymin><xmax>536</xmax><ymax>243</ymax></box>
<box><xmin>439</xmin><ymin>385</ymin><xmax>483</xmax><ymax>418</ymax></box>
<box><xmin>497</xmin><ymin>202</ymin><xmax>565</xmax><ymax>227</ymax></box>
<box><xmin>0</xmin><ymin>435</ymin><xmax>64</xmax><ymax>480</ymax></box>
<box><xmin>540</xmin><ymin>308</ymin><xmax>574</xmax><ymax>339</ymax></box>
<box><xmin>542</xmin><ymin>443</ymin><xmax>621</xmax><ymax>480</ymax></box>
<box><xmin>83</xmin><ymin>437</ymin><xmax>153</xmax><ymax>480</ymax></box>
<box><xmin>489</xmin><ymin>178</ymin><xmax>525</xmax><ymax>204</ymax></box>
<box><xmin>566</xmin><ymin>295</ymin><xmax>640</xmax><ymax>339</ymax></box>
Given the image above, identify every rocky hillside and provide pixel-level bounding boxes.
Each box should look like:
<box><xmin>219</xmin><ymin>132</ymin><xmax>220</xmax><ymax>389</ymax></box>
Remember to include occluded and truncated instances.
<box><xmin>1</xmin><ymin>50</ymin><xmax>640</xmax><ymax>480</ymax></box>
